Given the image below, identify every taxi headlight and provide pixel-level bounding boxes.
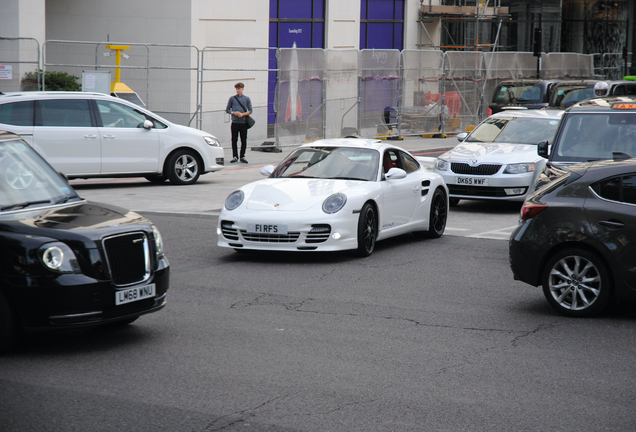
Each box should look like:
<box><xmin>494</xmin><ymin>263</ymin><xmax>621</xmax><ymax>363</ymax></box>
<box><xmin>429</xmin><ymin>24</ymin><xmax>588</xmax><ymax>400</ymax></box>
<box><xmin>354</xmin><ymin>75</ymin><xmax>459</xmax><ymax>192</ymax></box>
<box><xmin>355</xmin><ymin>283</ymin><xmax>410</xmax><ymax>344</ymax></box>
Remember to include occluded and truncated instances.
<box><xmin>504</xmin><ymin>163</ymin><xmax>535</xmax><ymax>174</ymax></box>
<box><xmin>322</xmin><ymin>193</ymin><xmax>347</xmax><ymax>214</ymax></box>
<box><xmin>40</xmin><ymin>242</ymin><xmax>80</xmax><ymax>273</ymax></box>
<box><xmin>436</xmin><ymin>159</ymin><xmax>449</xmax><ymax>171</ymax></box>
<box><xmin>152</xmin><ymin>225</ymin><xmax>165</xmax><ymax>256</ymax></box>
<box><xmin>225</xmin><ymin>190</ymin><xmax>245</xmax><ymax>211</ymax></box>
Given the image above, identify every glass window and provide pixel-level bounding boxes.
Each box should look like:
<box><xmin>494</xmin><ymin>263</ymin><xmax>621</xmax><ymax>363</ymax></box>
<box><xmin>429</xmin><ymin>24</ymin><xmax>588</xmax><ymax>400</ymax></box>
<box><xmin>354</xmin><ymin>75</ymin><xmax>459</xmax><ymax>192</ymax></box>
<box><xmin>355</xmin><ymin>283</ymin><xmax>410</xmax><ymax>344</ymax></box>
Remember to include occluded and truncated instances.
<box><xmin>95</xmin><ymin>100</ymin><xmax>166</xmax><ymax>129</ymax></box>
<box><xmin>621</xmin><ymin>175</ymin><xmax>636</xmax><ymax>204</ymax></box>
<box><xmin>594</xmin><ymin>177</ymin><xmax>622</xmax><ymax>202</ymax></box>
<box><xmin>38</xmin><ymin>99</ymin><xmax>92</xmax><ymax>127</ymax></box>
<box><xmin>400</xmin><ymin>151</ymin><xmax>420</xmax><ymax>173</ymax></box>
<box><xmin>0</xmin><ymin>101</ymin><xmax>34</xmax><ymax>126</ymax></box>
<box><xmin>360</xmin><ymin>0</ymin><xmax>404</xmax><ymax>49</ymax></box>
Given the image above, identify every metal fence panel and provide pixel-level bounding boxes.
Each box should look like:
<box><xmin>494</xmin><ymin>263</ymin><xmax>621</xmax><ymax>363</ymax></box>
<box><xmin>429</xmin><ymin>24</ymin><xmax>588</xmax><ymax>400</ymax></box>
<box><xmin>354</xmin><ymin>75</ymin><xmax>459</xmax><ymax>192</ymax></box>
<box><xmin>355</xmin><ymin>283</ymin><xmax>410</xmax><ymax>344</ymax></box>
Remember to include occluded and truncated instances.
<box><xmin>0</xmin><ymin>37</ymin><xmax>40</xmax><ymax>92</ymax></box>
<box><xmin>400</xmin><ymin>50</ymin><xmax>445</xmax><ymax>136</ymax></box>
<box><xmin>325</xmin><ymin>49</ymin><xmax>358</xmax><ymax>139</ymax></box>
<box><xmin>444</xmin><ymin>51</ymin><xmax>486</xmax><ymax>133</ymax></box>
<box><xmin>359</xmin><ymin>49</ymin><xmax>401</xmax><ymax>138</ymax></box>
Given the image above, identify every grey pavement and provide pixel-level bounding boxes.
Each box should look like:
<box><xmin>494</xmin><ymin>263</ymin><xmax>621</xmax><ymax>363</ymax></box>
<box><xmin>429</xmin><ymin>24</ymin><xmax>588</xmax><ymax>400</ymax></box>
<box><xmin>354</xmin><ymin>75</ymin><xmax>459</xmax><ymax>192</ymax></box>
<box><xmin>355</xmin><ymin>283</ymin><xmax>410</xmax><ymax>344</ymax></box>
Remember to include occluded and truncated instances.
<box><xmin>69</xmin><ymin>136</ymin><xmax>459</xmax><ymax>215</ymax></box>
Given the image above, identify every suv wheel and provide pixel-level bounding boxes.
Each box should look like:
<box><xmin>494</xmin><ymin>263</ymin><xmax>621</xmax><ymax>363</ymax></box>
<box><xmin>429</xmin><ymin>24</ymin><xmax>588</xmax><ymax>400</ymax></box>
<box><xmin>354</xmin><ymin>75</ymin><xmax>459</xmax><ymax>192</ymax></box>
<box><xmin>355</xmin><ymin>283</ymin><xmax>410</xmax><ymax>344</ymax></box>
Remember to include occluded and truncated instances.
<box><xmin>166</xmin><ymin>150</ymin><xmax>201</xmax><ymax>185</ymax></box>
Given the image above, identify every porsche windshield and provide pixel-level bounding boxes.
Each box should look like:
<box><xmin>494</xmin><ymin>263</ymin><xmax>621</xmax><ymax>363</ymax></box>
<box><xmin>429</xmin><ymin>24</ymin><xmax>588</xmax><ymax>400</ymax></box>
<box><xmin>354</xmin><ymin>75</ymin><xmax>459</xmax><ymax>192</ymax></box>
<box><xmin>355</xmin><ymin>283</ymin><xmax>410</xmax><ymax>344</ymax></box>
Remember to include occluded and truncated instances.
<box><xmin>467</xmin><ymin>116</ymin><xmax>561</xmax><ymax>144</ymax></box>
<box><xmin>271</xmin><ymin>147</ymin><xmax>380</xmax><ymax>181</ymax></box>
<box><xmin>0</xmin><ymin>138</ymin><xmax>79</xmax><ymax>212</ymax></box>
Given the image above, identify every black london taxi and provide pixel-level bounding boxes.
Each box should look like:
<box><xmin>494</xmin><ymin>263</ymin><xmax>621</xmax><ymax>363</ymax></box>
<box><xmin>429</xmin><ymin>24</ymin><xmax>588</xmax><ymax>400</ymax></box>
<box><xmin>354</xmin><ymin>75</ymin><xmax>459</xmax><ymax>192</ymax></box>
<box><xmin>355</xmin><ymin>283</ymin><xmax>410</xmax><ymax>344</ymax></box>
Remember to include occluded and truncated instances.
<box><xmin>0</xmin><ymin>131</ymin><xmax>170</xmax><ymax>352</ymax></box>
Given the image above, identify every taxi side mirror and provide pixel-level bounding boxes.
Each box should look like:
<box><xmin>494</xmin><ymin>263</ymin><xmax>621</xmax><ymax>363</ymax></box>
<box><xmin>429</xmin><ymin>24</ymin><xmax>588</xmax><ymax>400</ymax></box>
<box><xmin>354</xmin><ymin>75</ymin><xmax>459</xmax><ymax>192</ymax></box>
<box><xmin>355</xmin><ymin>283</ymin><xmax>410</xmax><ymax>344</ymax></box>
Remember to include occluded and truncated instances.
<box><xmin>537</xmin><ymin>140</ymin><xmax>549</xmax><ymax>159</ymax></box>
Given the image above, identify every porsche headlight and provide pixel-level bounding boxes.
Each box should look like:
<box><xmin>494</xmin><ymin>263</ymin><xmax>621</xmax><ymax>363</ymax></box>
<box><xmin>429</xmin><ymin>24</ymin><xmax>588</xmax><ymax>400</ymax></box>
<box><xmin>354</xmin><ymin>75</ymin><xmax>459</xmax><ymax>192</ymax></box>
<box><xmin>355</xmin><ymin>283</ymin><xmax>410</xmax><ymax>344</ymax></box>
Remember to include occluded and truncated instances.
<box><xmin>152</xmin><ymin>225</ymin><xmax>165</xmax><ymax>256</ymax></box>
<box><xmin>436</xmin><ymin>158</ymin><xmax>449</xmax><ymax>171</ymax></box>
<box><xmin>504</xmin><ymin>163</ymin><xmax>535</xmax><ymax>174</ymax></box>
<box><xmin>225</xmin><ymin>190</ymin><xmax>245</xmax><ymax>211</ymax></box>
<box><xmin>203</xmin><ymin>136</ymin><xmax>221</xmax><ymax>147</ymax></box>
<box><xmin>39</xmin><ymin>242</ymin><xmax>80</xmax><ymax>273</ymax></box>
<box><xmin>322</xmin><ymin>193</ymin><xmax>347</xmax><ymax>214</ymax></box>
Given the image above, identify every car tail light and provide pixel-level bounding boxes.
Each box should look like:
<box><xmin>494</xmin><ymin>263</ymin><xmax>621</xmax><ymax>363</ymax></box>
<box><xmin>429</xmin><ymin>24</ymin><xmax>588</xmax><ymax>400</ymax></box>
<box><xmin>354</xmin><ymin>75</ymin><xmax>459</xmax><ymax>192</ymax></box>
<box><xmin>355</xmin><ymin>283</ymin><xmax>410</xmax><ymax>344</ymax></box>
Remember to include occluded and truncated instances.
<box><xmin>520</xmin><ymin>204</ymin><xmax>548</xmax><ymax>220</ymax></box>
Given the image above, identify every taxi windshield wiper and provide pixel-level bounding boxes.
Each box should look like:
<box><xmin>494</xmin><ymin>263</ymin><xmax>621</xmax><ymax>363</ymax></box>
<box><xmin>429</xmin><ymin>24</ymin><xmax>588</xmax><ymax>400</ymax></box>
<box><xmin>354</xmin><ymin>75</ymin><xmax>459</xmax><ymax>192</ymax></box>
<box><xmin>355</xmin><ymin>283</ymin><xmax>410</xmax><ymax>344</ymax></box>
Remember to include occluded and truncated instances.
<box><xmin>54</xmin><ymin>195</ymin><xmax>79</xmax><ymax>205</ymax></box>
<box><xmin>1</xmin><ymin>200</ymin><xmax>52</xmax><ymax>211</ymax></box>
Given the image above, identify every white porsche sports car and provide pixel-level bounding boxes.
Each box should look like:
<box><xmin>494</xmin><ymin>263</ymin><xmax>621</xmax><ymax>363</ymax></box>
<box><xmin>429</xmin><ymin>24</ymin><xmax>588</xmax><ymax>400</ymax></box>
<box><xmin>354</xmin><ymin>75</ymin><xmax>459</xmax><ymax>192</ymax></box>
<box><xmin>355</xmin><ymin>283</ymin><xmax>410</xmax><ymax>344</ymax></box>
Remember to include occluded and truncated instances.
<box><xmin>217</xmin><ymin>138</ymin><xmax>449</xmax><ymax>256</ymax></box>
<box><xmin>435</xmin><ymin>109</ymin><xmax>564</xmax><ymax>205</ymax></box>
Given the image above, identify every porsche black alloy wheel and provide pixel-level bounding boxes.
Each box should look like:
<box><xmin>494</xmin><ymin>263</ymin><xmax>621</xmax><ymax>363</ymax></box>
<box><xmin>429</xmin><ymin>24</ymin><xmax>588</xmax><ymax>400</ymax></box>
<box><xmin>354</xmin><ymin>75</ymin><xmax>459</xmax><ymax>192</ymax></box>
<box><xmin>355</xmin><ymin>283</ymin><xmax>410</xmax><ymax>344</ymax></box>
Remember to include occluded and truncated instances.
<box><xmin>427</xmin><ymin>188</ymin><xmax>447</xmax><ymax>238</ymax></box>
<box><xmin>356</xmin><ymin>203</ymin><xmax>377</xmax><ymax>257</ymax></box>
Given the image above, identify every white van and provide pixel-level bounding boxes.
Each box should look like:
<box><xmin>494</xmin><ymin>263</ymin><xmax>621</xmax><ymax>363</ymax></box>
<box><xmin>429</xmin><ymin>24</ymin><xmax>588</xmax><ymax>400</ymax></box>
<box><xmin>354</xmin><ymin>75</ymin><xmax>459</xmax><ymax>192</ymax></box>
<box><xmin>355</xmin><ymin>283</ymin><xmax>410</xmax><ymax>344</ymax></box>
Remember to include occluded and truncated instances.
<box><xmin>0</xmin><ymin>91</ymin><xmax>225</xmax><ymax>185</ymax></box>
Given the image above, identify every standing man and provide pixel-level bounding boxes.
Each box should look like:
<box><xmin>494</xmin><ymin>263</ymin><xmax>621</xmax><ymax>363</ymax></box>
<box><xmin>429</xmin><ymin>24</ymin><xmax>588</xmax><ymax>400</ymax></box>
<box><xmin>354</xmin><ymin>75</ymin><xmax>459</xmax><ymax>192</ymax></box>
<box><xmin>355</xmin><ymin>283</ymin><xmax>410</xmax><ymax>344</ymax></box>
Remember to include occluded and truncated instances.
<box><xmin>226</xmin><ymin>82</ymin><xmax>252</xmax><ymax>163</ymax></box>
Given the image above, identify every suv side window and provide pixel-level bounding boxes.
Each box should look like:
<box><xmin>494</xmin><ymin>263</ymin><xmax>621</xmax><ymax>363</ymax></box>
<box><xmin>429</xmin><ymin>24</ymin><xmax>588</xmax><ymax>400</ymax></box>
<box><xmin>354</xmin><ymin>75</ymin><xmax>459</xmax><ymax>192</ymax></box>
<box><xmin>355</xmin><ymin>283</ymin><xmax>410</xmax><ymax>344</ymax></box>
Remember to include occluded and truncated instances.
<box><xmin>37</xmin><ymin>99</ymin><xmax>92</xmax><ymax>127</ymax></box>
<box><xmin>593</xmin><ymin>174</ymin><xmax>636</xmax><ymax>205</ymax></box>
<box><xmin>95</xmin><ymin>100</ymin><xmax>167</xmax><ymax>129</ymax></box>
<box><xmin>0</xmin><ymin>101</ymin><xmax>34</xmax><ymax>126</ymax></box>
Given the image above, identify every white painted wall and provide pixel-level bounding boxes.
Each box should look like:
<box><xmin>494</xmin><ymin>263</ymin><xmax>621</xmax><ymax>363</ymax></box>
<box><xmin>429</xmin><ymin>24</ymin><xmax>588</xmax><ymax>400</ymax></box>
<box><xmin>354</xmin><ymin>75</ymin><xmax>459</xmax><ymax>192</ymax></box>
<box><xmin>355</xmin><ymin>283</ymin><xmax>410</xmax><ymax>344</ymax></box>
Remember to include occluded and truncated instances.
<box><xmin>326</xmin><ymin>0</ymin><xmax>360</xmax><ymax>49</ymax></box>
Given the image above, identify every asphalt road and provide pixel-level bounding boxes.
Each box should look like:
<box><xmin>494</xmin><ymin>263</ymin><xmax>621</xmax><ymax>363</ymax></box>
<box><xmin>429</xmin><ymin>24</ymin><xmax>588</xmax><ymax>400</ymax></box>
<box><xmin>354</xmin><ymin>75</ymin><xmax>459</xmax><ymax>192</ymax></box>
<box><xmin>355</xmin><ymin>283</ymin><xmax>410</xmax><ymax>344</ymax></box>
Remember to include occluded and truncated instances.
<box><xmin>1</xmin><ymin>212</ymin><xmax>635</xmax><ymax>432</ymax></box>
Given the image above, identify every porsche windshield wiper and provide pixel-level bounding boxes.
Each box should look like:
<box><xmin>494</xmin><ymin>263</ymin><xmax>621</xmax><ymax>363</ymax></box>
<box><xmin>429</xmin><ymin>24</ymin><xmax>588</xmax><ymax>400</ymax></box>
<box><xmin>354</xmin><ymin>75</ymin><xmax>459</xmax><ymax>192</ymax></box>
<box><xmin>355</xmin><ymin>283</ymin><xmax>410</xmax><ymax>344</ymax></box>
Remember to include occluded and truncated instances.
<box><xmin>330</xmin><ymin>176</ymin><xmax>367</xmax><ymax>181</ymax></box>
<box><xmin>1</xmin><ymin>200</ymin><xmax>51</xmax><ymax>211</ymax></box>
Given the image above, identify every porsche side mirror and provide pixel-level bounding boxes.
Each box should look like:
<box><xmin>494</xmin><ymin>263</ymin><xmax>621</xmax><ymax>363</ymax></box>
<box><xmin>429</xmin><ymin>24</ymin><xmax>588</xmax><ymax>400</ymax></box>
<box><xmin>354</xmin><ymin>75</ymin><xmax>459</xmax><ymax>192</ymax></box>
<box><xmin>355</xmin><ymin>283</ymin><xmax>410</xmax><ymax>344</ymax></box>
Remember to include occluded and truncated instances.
<box><xmin>537</xmin><ymin>140</ymin><xmax>549</xmax><ymax>159</ymax></box>
<box><xmin>260</xmin><ymin>165</ymin><xmax>275</xmax><ymax>176</ymax></box>
<box><xmin>385</xmin><ymin>167</ymin><xmax>407</xmax><ymax>180</ymax></box>
<box><xmin>456</xmin><ymin>132</ymin><xmax>468</xmax><ymax>142</ymax></box>
<box><xmin>143</xmin><ymin>120</ymin><xmax>154</xmax><ymax>129</ymax></box>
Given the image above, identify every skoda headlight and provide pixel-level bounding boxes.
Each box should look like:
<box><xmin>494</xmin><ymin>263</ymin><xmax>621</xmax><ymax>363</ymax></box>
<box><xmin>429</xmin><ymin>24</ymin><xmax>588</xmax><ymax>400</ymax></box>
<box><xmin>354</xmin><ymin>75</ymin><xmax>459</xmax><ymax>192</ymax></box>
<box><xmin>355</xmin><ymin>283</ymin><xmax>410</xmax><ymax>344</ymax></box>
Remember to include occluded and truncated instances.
<box><xmin>504</xmin><ymin>163</ymin><xmax>535</xmax><ymax>174</ymax></box>
<box><xmin>152</xmin><ymin>225</ymin><xmax>165</xmax><ymax>256</ymax></box>
<box><xmin>39</xmin><ymin>242</ymin><xmax>80</xmax><ymax>273</ymax></box>
<box><xmin>436</xmin><ymin>158</ymin><xmax>449</xmax><ymax>171</ymax></box>
<box><xmin>225</xmin><ymin>190</ymin><xmax>245</xmax><ymax>211</ymax></box>
<box><xmin>322</xmin><ymin>193</ymin><xmax>347</xmax><ymax>214</ymax></box>
<box><xmin>203</xmin><ymin>136</ymin><xmax>221</xmax><ymax>147</ymax></box>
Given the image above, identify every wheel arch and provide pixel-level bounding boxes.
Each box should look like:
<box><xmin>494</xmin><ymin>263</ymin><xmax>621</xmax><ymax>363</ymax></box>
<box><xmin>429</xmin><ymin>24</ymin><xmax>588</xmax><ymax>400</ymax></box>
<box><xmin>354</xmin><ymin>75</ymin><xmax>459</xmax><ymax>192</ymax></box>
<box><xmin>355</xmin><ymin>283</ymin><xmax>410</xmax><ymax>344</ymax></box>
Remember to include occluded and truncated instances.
<box><xmin>162</xmin><ymin>146</ymin><xmax>204</xmax><ymax>175</ymax></box>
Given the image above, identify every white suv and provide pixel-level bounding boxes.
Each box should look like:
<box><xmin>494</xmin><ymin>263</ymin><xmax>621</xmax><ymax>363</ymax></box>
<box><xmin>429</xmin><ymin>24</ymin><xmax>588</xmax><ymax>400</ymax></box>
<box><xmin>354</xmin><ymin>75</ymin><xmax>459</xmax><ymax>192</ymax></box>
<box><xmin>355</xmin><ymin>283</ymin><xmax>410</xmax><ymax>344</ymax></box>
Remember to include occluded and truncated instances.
<box><xmin>0</xmin><ymin>91</ymin><xmax>225</xmax><ymax>185</ymax></box>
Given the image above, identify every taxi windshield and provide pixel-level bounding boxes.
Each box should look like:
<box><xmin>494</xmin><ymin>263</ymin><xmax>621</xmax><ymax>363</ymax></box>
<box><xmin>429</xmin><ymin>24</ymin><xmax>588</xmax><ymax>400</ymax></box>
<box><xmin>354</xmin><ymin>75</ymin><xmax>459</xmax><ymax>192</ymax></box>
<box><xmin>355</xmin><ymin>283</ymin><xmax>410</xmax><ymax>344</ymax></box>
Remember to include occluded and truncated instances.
<box><xmin>554</xmin><ymin>112</ymin><xmax>636</xmax><ymax>162</ymax></box>
<box><xmin>0</xmin><ymin>138</ymin><xmax>79</xmax><ymax>212</ymax></box>
<box><xmin>271</xmin><ymin>147</ymin><xmax>380</xmax><ymax>181</ymax></box>
<box><xmin>467</xmin><ymin>117</ymin><xmax>561</xmax><ymax>144</ymax></box>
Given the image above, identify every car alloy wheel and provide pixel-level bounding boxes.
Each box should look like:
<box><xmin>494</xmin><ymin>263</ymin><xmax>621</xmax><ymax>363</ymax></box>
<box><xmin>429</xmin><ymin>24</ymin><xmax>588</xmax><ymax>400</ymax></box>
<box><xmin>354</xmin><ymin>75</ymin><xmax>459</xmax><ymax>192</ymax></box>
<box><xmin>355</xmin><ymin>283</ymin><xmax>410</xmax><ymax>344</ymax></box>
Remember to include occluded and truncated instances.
<box><xmin>166</xmin><ymin>150</ymin><xmax>201</xmax><ymax>185</ymax></box>
<box><xmin>427</xmin><ymin>188</ymin><xmax>447</xmax><ymax>238</ymax></box>
<box><xmin>542</xmin><ymin>248</ymin><xmax>612</xmax><ymax>317</ymax></box>
<box><xmin>356</xmin><ymin>203</ymin><xmax>377</xmax><ymax>257</ymax></box>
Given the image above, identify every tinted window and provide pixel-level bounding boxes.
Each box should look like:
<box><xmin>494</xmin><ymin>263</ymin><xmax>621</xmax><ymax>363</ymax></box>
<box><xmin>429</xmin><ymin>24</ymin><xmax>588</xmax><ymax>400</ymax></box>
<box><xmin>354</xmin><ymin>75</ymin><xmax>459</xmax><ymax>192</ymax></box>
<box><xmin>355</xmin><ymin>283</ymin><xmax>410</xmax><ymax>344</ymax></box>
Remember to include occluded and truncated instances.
<box><xmin>38</xmin><ymin>99</ymin><xmax>92</xmax><ymax>127</ymax></box>
<box><xmin>96</xmin><ymin>100</ymin><xmax>166</xmax><ymax>129</ymax></box>
<box><xmin>0</xmin><ymin>101</ymin><xmax>34</xmax><ymax>126</ymax></box>
<box><xmin>593</xmin><ymin>174</ymin><xmax>636</xmax><ymax>204</ymax></box>
<box><xmin>555</xmin><ymin>113</ymin><xmax>636</xmax><ymax>162</ymax></box>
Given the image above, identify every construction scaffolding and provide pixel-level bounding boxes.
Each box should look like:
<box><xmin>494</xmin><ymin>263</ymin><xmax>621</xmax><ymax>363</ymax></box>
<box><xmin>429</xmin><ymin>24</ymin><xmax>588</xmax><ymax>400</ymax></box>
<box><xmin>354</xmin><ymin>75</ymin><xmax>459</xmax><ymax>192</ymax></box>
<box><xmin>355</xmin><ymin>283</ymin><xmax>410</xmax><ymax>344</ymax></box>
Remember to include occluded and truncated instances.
<box><xmin>418</xmin><ymin>1</ymin><xmax>510</xmax><ymax>52</ymax></box>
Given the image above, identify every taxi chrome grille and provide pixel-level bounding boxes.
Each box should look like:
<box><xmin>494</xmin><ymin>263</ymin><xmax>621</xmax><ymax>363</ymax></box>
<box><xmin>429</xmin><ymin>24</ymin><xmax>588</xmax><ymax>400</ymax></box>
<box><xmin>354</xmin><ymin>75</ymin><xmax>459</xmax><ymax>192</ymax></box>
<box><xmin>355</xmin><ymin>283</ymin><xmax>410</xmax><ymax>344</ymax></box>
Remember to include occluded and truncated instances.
<box><xmin>103</xmin><ymin>232</ymin><xmax>150</xmax><ymax>286</ymax></box>
<box><xmin>221</xmin><ymin>220</ymin><xmax>239</xmax><ymax>240</ymax></box>
<box><xmin>240</xmin><ymin>231</ymin><xmax>300</xmax><ymax>243</ymax></box>
<box><xmin>306</xmin><ymin>225</ymin><xmax>331</xmax><ymax>243</ymax></box>
<box><xmin>451</xmin><ymin>163</ymin><xmax>501</xmax><ymax>176</ymax></box>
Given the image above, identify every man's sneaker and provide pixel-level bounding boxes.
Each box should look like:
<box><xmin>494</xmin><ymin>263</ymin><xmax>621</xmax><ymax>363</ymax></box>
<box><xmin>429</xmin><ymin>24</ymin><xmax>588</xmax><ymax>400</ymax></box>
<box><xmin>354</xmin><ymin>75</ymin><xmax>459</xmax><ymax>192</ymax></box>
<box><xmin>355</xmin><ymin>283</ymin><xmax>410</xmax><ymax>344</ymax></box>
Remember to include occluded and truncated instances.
<box><xmin>240</xmin><ymin>158</ymin><xmax>248</xmax><ymax>164</ymax></box>
<box><xmin>230</xmin><ymin>157</ymin><xmax>238</xmax><ymax>163</ymax></box>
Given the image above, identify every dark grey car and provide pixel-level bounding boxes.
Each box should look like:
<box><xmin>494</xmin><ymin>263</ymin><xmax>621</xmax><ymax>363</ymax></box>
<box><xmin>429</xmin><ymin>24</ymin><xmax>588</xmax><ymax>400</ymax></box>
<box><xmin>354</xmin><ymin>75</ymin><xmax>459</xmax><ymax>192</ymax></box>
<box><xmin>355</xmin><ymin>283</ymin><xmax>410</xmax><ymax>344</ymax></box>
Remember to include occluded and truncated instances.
<box><xmin>510</xmin><ymin>157</ymin><xmax>636</xmax><ymax>317</ymax></box>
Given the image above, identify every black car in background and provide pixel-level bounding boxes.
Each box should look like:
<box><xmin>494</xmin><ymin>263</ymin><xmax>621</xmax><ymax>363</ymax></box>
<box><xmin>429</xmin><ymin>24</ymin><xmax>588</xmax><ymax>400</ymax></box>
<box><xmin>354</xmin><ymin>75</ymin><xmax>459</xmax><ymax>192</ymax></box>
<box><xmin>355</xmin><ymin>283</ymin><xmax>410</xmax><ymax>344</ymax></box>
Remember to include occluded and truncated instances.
<box><xmin>547</xmin><ymin>80</ymin><xmax>636</xmax><ymax>109</ymax></box>
<box><xmin>489</xmin><ymin>79</ymin><xmax>561</xmax><ymax>114</ymax></box>
<box><xmin>510</xmin><ymin>157</ymin><xmax>636</xmax><ymax>317</ymax></box>
<box><xmin>0</xmin><ymin>131</ymin><xmax>170</xmax><ymax>351</ymax></box>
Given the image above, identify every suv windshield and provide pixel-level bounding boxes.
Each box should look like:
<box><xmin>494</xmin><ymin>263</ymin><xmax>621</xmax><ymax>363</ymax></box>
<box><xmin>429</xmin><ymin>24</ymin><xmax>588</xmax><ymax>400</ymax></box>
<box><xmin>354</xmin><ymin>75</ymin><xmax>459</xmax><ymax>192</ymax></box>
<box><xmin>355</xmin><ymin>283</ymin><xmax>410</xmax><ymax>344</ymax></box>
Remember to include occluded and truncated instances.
<box><xmin>553</xmin><ymin>113</ymin><xmax>636</xmax><ymax>162</ymax></box>
<box><xmin>0</xmin><ymin>138</ymin><xmax>79</xmax><ymax>212</ymax></box>
<box><xmin>467</xmin><ymin>116</ymin><xmax>561</xmax><ymax>144</ymax></box>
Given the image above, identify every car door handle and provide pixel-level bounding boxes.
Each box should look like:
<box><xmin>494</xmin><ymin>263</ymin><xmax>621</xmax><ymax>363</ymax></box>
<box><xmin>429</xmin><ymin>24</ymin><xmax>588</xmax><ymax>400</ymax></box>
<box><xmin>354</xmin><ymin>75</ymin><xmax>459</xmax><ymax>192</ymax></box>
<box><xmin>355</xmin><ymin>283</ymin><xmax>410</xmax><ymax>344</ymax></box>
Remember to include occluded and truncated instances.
<box><xmin>84</xmin><ymin>134</ymin><xmax>98</xmax><ymax>139</ymax></box>
<box><xmin>102</xmin><ymin>135</ymin><xmax>116</xmax><ymax>139</ymax></box>
<box><xmin>598</xmin><ymin>220</ymin><xmax>625</xmax><ymax>229</ymax></box>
